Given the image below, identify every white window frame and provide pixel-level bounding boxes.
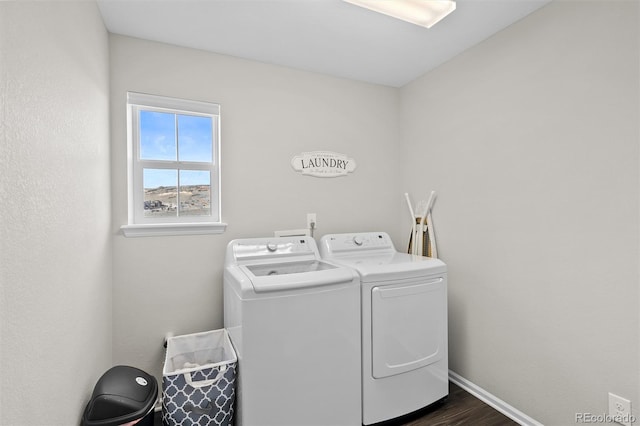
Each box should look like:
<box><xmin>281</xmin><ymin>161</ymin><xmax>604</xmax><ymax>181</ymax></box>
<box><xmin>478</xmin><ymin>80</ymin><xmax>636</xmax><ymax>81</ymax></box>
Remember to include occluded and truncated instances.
<box><xmin>121</xmin><ymin>92</ymin><xmax>226</xmax><ymax>237</ymax></box>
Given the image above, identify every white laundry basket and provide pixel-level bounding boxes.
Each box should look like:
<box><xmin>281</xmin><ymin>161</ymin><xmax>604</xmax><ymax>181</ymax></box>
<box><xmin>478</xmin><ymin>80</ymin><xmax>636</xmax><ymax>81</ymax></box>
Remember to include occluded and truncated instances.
<box><xmin>162</xmin><ymin>329</ymin><xmax>237</xmax><ymax>426</ymax></box>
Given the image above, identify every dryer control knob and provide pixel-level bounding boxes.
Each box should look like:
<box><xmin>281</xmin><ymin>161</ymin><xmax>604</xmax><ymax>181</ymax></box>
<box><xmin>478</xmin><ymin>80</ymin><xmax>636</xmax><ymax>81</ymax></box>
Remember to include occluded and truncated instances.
<box><xmin>353</xmin><ymin>236</ymin><xmax>364</xmax><ymax>246</ymax></box>
<box><xmin>266</xmin><ymin>242</ymin><xmax>278</xmax><ymax>252</ymax></box>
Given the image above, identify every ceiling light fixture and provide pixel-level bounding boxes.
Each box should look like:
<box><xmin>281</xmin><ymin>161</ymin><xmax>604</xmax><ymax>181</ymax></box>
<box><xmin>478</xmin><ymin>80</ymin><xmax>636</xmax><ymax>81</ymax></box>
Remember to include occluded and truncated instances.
<box><xmin>344</xmin><ymin>0</ymin><xmax>456</xmax><ymax>28</ymax></box>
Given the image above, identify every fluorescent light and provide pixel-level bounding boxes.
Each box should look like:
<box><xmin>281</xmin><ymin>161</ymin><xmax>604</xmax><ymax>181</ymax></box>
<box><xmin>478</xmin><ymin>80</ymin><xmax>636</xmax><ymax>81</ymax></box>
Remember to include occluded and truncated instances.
<box><xmin>344</xmin><ymin>0</ymin><xmax>456</xmax><ymax>28</ymax></box>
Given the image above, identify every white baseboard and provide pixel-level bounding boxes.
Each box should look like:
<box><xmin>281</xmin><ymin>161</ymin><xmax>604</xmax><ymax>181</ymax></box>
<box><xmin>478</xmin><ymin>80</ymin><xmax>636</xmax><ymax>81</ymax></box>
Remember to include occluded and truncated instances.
<box><xmin>449</xmin><ymin>370</ymin><xmax>543</xmax><ymax>426</ymax></box>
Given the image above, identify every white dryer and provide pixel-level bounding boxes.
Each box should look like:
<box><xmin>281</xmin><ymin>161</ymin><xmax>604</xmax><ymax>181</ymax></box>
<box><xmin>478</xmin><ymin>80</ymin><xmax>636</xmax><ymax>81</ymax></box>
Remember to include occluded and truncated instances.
<box><xmin>319</xmin><ymin>232</ymin><xmax>448</xmax><ymax>425</ymax></box>
<box><xmin>224</xmin><ymin>236</ymin><xmax>361</xmax><ymax>426</ymax></box>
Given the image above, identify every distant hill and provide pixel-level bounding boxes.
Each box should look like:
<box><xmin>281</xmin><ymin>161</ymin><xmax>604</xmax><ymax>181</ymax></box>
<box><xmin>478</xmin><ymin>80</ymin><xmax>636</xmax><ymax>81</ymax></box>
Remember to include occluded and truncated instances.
<box><xmin>144</xmin><ymin>185</ymin><xmax>210</xmax><ymax>217</ymax></box>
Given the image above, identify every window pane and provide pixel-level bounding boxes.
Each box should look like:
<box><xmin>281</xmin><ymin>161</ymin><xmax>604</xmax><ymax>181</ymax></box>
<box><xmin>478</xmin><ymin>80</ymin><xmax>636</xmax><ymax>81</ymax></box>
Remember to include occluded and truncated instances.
<box><xmin>143</xmin><ymin>169</ymin><xmax>177</xmax><ymax>217</ymax></box>
<box><xmin>178</xmin><ymin>115</ymin><xmax>213</xmax><ymax>163</ymax></box>
<box><xmin>140</xmin><ymin>110</ymin><xmax>176</xmax><ymax>161</ymax></box>
<box><xmin>179</xmin><ymin>170</ymin><xmax>211</xmax><ymax>217</ymax></box>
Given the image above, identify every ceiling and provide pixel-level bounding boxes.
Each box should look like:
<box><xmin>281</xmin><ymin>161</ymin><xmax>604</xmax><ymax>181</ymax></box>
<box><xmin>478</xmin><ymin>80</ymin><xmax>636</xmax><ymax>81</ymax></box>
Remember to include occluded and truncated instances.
<box><xmin>97</xmin><ymin>0</ymin><xmax>551</xmax><ymax>87</ymax></box>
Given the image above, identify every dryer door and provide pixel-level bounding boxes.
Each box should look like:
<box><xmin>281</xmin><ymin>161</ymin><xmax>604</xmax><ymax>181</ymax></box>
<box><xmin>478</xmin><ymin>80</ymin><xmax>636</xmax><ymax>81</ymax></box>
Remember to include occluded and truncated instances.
<box><xmin>371</xmin><ymin>276</ymin><xmax>446</xmax><ymax>379</ymax></box>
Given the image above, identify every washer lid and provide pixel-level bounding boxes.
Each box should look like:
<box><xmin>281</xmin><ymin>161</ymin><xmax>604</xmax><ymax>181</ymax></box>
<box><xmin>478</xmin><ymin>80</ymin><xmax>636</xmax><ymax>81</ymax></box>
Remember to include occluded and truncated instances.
<box><xmin>245</xmin><ymin>260</ymin><xmax>335</xmax><ymax>276</ymax></box>
<box><xmin>328</xmin><ymin>252</ymin><xmax>446</xmax><ymax>282</ymax></box>
<box><xmin>239</xmin><ymin>260</ymin><xmax>356</xmax><ymax>293</ymax></box>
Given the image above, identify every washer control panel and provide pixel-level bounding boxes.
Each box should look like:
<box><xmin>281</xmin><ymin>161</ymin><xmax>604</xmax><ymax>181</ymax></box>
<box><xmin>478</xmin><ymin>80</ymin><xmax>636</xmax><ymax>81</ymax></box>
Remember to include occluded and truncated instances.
<box><xmin>321</xmin><ymin>232</ymin><xmax>395</xmax><ymax>254</ymax></box>
<box><xmin>232</xmin><ymin>237</ymin><xmax>318</xmax><ymax>262</ymax></box>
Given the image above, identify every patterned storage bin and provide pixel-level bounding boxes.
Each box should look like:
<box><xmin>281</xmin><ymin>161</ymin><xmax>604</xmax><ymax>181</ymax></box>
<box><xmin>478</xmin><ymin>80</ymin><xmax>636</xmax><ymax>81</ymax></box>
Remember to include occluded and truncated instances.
<box><xmin>162</xmin><ymin>329</ymin><xmax>237</xmax><ymax>426</ymax></box>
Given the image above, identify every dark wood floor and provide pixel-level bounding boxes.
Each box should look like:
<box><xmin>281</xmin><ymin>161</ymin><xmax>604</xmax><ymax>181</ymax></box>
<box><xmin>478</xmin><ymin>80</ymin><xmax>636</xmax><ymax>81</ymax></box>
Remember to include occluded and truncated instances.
<box><xmin>155</xmin><ymin>381</ymin><xmax>518</xmax><ymax>425</ymax></box>
<box><xmin>394</xmin><ymin>382</ymin><xmax>518</xmax><ymax>426</ymax></box>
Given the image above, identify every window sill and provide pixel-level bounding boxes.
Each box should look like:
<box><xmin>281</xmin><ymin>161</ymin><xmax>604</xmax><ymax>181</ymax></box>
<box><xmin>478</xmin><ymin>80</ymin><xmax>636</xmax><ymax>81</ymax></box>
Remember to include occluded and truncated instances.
<box><xmin>121</xmin><ymin>222</ymin><xmax>227</xmax><ymax>237</ymax></box>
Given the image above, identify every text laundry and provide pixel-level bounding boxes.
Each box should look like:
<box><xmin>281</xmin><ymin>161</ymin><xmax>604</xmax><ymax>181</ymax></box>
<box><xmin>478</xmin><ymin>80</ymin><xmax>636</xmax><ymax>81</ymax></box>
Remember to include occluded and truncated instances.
<box><xmin>301</xmin><ymin>158</ymin><xmax>349</xmax><ymax>169</ymax></box>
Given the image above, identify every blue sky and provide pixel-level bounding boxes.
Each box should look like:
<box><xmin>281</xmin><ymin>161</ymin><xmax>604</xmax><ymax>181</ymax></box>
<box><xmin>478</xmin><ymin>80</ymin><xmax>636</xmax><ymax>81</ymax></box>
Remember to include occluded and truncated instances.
<box><xmin>140</xmin><ymin>110</ymin><xmax>213</xmax><ymax>188</ymax></box>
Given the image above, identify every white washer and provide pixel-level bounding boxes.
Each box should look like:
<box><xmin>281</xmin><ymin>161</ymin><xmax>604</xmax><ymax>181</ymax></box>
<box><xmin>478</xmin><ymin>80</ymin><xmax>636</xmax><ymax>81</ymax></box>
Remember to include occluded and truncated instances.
<box><xmin>224</xmin><ymin>236</ymin><xmax>361</xmax><ymax>426</ymax></box>
<box><xmin>319</xmin><ymin>232</ymin><xmax>448</xmax><ymax>425</ymax></box>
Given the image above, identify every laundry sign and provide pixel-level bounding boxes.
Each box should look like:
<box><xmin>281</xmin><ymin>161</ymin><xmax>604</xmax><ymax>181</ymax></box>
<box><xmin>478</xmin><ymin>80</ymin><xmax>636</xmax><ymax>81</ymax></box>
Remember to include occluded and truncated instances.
<box><xmin>291</xmin><ymin>151</ymin><xmax>357</xmax><ymax>178</ymax></box>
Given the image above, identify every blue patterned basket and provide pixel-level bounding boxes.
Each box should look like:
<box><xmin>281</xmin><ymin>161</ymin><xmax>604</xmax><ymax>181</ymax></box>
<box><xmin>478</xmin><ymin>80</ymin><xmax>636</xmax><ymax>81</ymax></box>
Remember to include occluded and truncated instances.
<box><xmin>162</xmin><ymin>329</ymin><xmax>237</xmax><ymax>426</ymax></box>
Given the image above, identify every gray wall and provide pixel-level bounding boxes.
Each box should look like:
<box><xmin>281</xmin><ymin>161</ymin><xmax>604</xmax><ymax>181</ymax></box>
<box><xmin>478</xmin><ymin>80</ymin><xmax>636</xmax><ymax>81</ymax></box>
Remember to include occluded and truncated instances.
<box><xmin>0</xmin><ymin>2</ymin><xmax>112</xmax><ymax>424</ymax></box>
<box><xmin>400</xmin><ymin>1</ymin><xmax>639</xmax><ymax>424</ymax></box>
<box><xmin>109</xmin><ymin>35</ymin><xmax>402</xmax><ymax>381</ymax></box>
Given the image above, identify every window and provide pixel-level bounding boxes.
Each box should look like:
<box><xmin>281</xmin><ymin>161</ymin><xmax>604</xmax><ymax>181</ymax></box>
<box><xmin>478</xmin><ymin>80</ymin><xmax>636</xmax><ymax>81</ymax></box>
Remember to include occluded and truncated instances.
<box><xmin>121</xmin><ymin>92</ymin><xmax>226</xmax><ymax>237</ymax></box>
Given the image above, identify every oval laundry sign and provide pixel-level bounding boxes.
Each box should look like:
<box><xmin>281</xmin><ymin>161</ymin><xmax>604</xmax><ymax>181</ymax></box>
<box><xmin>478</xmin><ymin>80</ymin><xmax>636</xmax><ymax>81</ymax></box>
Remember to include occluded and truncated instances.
<box><xmin>291</xmin><ymin>151</ymin><xmax>357</xmax><ymax>178</ymax></box>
